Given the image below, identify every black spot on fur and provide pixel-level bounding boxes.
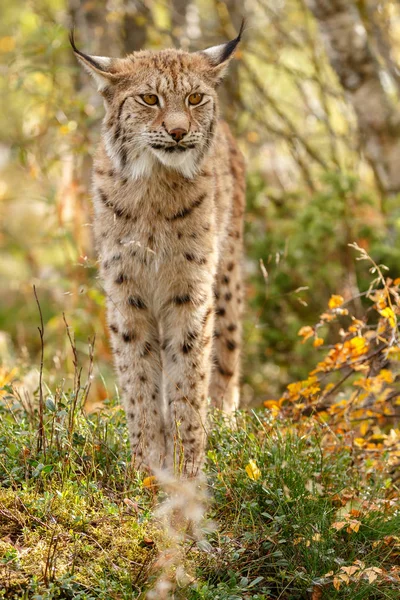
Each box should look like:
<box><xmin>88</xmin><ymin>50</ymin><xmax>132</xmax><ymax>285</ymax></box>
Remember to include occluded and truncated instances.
<box><xmin>167</xmin><ymin>193</ymin><xmax>206</xmax><ymax>221</ymax></box>
<box><xmin>225</xmin><ymin>292</ymin><xmax>232</xmax><ymax>301</ymax></box>
<box><xmin>227</xmin><ymin>262</ymin><xmax>234</xmax><ymax>271</ymax></box>
<box><xmin>226</xmin><ymin>339</ymin><xmax>237</xmax><ymax>351</ymax></box>
<box><xmin>115</xmin><ymin>273</ymin><xmax>126</xmax><ymax>285</ymax></box>
<box><xmin>122</xmin><ymin>331</ymin><xmax>135</xmax><ymax>343</ymax></box>
<box><xmin>114</xmin><ymin>207</ymin><xmax>124</xmax><ymax>218</ymax></box>
<box><xmin>216</xmin><ymin>360</ymin><xmax>233</xmax><ymax>378</ymax></box>
<box><xmin>119</xmin><ymin>147</ymin><xmax>128</xmax><ymax>168</ymax></box>
<box><xmin>110</xmin><ymin>324</ymin><xmax>118</xmax><ymax>334</ymax></box>
<box><xmin>216</xmin><ymin>307</ymin><xmax>226</xmax><ymax>317</ymax></box>
<box><xmin>142</xmin><ymin>342</ymin><xmax>152</xmax><ymax>356</ymax></box>
<box><xmin>139</xmin><ymin>374</ymin><xmax>147</xmax><ymax>383</ymax></box>
<box><xmin>222</xmin><ymin>275</ymin><xmax>230</xmax><ymax>284</ymax></box>
<box><xmin>128</xmin><ymin>296</ymin><xmax>146</xmax><ymax>309</ymax></box>
<box><xmin>99</xmin><ymin>189</ymin><xmax>112</xmax><ymax>207</ymax></box>
<box><xmin>227</xmin><ymin>323</ymin><xmax>237</xmax><ymax>332</ymax></box>
<box><xmin>173</xmin><ymin>294</ymin><xmax>191</xmax><ymax>305</ymax></box>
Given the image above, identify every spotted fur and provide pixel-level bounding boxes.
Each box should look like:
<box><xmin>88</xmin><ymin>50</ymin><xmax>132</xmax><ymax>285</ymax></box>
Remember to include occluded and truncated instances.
<box><xmin>71</xmin><ymin>26</ymin><xmax>245</xmax><ymax>476</ymax></box>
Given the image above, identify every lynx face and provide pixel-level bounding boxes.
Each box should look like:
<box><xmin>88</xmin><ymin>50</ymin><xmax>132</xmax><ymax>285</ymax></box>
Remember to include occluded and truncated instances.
<box><xmin>105</xmin><ymin>58</ymin><xmax>218</xmax><ymax>178</ymax></box>
<box><xmin>71</xmin><ymin>30</ymin><xmax>244</xmax><ymax>179</ymax></box>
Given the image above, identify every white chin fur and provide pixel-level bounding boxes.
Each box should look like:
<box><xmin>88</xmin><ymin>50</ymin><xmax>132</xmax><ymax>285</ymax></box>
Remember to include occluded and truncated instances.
<box><xmin>130</xmin><ymin>151</ymin><xmax>156</xmax><ymax>179</ymax></box>
<box><xmin>151</xmin><ymin>148</ymin><xmax>199</xmax><ymax>179</ymax></box>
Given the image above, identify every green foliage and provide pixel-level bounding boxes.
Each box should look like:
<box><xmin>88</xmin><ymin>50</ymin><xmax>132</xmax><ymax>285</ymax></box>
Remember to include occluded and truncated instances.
<box><xmin>0</xmin><ymin>387</ymin><xmax>399</xmax><ymax>598</ymax></box>
<box><xmin>243</xmin><ymin>171</ymin><xmax>396</xmax><ymax>397</ymax></box>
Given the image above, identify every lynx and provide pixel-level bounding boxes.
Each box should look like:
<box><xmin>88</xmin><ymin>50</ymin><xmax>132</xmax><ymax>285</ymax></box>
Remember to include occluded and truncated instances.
<box><xmin>71</xmin><ymin>24</ymin><xmax>245</xmax><ymax>476</ymax></box>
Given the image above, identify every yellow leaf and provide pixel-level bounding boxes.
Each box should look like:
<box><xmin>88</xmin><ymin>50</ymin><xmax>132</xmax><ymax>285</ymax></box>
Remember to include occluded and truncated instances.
<box><xmin>313</xmin><ymin>337</ymin><xmax>324</xmax><ymax>348</ymax></box>
<box><xmin>329</xmin><ymin>295</ymin><xmax>344</xmax><ymax>309</ymax></box>
<box><xmin>379</xmin><ymin>369</ymin><xmax>394</xmax><ymax>384</ymax></box>
<box><xmin>380</xmin><ymin>307</ymin><xmax>396</xmax><ymax>328</ymax></box>
<box><xmin>345</xmin><ymin>336</ymin><xmax>369</xmax><ymax>357</ymax></box>
<box><xmin>245</xmin><ymin>459</ymin><xmax>261</xmax><ymax>481</ymax></box>
<box><xmin>293</xmin><ymin>537</ymin><xmax>303</xmax><ymax>545</ymax></box>
<box><xmin>331</xmin><ymin>521</ymin><xmax>347</xmax><ymax>531</ymax></box>
<box><xmin>143</xmin><ymin>476</ymin><xmax>157</xmax><ymax>488</ymax></box>
<box><xmin>354</xmin><ymin>438</ymin><xmax>366</xmax><ymax>448</ymax></box>
<box><xmin>263</xmin><ymin>400</ymin><xmax>280</xmax><ymax>417</ymax></box>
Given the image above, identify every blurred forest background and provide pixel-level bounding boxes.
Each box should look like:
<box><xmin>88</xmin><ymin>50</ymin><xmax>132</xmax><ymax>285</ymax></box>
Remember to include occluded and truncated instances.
<box><xmin>2</xmin><ymin>0</ymin><xmax>400</xmax><ymax>408</ymax></box>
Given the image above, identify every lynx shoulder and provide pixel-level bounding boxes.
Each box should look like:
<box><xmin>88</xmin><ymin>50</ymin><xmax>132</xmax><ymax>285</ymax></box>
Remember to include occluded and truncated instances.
<box><xmin>71</xmin><ymin>24</ymin><xmax>246</xmax><ymax>476</ymax></box>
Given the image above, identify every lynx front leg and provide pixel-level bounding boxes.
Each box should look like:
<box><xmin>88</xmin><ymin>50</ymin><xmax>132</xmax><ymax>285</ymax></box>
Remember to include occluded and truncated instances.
<box><xmin>161</xmin><ymin>292</ymin><xmax>214</xmax><ymax>477</ymax></box>
<box><xmin>108</xmin><ymin>302</ymin><xmax>165</xmax><ymax>472</ymax></box>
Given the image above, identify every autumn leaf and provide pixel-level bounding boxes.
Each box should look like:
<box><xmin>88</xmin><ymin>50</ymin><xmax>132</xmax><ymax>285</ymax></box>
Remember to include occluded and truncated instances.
<box><xmin>143</xmin><ymin>475</ymin><xmax>157</xmax><ymax>488</ymax></box>
<box><xmin>298</xmin><ymin>325</ymin><xmax>314</xmax><ymax>342</ymax></box>
<box><xmin>333</xmin><ymin>577</ymin><xmax>341</xmax><ymax>590</ymax></box>
<box><xmin>329</xmin><ymin>294</ymin><xmax>345</xmax><ymax>309</ymax></box>
<box><xmin>311</xmin><ymin>585</ymin><xmax>323</xmax><ymax>599</ymax></box>
<box><xmin>363</xmin><ymin>567</ymin><xmax>382</xmax><ymax>584</ymax></box>
<box><xmin>313</xmin><ymin>337</ymin><xmax>324</xmax><ymax>347</ymax></box>
<box><xmin>245</xmin><ymin>459</ymin><xmax>261</xmax><ymax>481</ymax></box>
<box><xmin>346</xmin><ymin>519</ymin><xmax>361</xmax><ymax>533</ymax></box>
<box><xmin>380</xmin><ymin>307</ymin><xmax>396</xmax><ymax>328</ymax></box>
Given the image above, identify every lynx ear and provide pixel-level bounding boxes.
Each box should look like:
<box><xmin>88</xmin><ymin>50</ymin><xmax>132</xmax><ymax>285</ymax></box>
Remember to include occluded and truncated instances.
<box><xmin>200</xmin><ymin>19</ymin><xmax>244</xmax><ymax>84</ymax></box>
<box><xmin>69</xmin><ymin>30</ymin><xmax>118</xmax><ymax>91</ymax></box>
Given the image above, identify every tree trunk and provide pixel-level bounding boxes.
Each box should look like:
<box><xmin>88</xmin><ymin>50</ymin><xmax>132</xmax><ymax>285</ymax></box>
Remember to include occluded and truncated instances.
<box><xmin>122</xmin><ymin>0</ymin><xmax>152</xmax><ymax>54</ymax></box>
<box><xmin>307</xmin><ymin>0</ymin><xmax>400</xmax><ymax>195</ymax></box>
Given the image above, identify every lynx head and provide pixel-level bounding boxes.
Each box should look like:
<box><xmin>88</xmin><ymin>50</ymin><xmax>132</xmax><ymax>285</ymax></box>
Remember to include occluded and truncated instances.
<box><xmin>70</xmin><ymin>24</ymin><xmax>243</xmax><ymax>179</ymax></box>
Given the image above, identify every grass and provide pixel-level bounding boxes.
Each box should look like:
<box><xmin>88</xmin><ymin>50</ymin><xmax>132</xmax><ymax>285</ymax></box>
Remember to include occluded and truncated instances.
<box><xmin>0</xmin><ymin>370</ymin><xmax>399</xmax><ymax>600</ymax></box>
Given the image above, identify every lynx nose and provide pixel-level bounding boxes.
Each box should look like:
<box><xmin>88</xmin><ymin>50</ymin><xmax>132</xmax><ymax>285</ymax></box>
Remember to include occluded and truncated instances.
<box><xmin>169</xmin><ymin>128</ymin><xmax>187</xmax><ymax>142</ymax></box>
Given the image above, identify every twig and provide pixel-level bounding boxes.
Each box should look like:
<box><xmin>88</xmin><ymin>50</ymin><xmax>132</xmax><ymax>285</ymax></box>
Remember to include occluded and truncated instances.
<box><xmin>33</xmin><ymin>285</ymin><xmax>46</xmax><ymax>457</ymax></box>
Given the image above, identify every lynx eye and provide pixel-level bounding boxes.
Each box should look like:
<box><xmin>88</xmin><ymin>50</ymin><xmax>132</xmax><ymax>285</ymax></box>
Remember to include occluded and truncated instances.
<box><xmin>188</xmin><ymin>93</ymin><xmax>203</xmax><ymax>106</ymax></box>
<box><xmin>141</xmin><ymin>94</ymin><xmax>158</xmax><ymax>106</ymax></box>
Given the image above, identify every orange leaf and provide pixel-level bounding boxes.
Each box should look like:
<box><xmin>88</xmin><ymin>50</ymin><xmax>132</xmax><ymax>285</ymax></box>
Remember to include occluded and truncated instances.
<box><xmin>298</xmin><ymin>326</ymin><xmax>314</xmax><ymax>342</ymax></box>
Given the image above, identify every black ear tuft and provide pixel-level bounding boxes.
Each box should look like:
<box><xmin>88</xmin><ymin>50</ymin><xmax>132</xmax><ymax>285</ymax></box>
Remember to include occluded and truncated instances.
<box><xmin>218</xmin><ymin>18</ymin><xmax>245</xmax><ymax>64</ymax></box>
<box><xmin>69</xmin><ymin>28</ymin><xmax>109</xmax><ymax>73</ymax></box>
